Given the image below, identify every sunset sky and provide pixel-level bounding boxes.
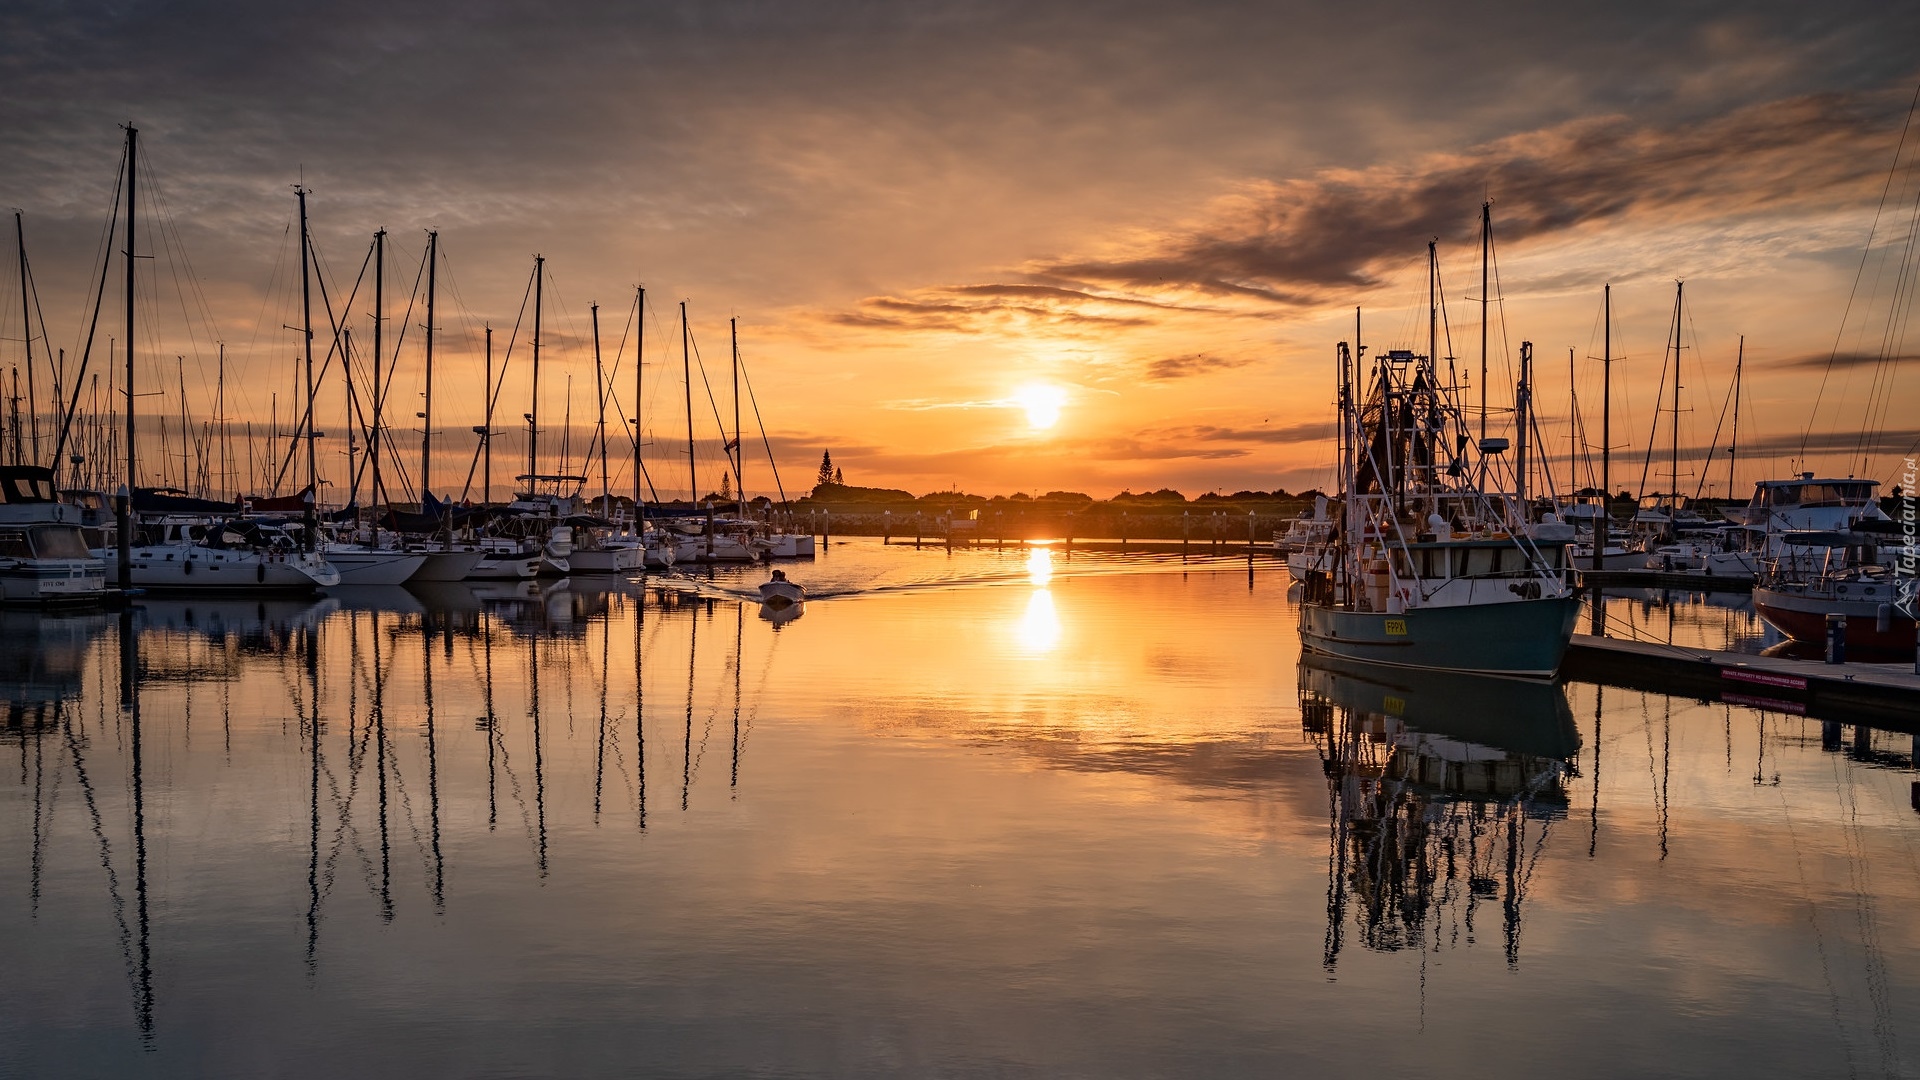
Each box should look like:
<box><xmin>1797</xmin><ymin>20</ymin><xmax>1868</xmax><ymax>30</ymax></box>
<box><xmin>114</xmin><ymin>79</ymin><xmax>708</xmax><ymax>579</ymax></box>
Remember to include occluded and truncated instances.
<box><xmin>2</xmin><ymin>0</ymin><xmax>1917</xmax><ymax>503</ymax></box>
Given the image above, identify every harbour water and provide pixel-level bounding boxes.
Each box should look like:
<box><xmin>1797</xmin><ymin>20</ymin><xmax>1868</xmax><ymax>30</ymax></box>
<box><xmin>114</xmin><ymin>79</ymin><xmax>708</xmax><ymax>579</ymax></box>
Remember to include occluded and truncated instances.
<box><xmin>3</xmin><ymin>540</ymin><xmax>1917</xmax><ymax>1077</ymax></box>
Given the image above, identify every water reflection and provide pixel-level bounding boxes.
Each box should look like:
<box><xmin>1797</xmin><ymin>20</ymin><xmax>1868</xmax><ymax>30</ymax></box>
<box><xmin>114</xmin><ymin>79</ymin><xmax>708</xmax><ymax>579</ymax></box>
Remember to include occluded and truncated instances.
<box><xmin>1300</xmin><ymin>656</ymin><xmax>1580</xmax><ymax>970</ymax></box>
<box><xmin>7</xmin><ymin>544</ymin><xmax>1920</xmax><ymax>1077</ymax></box>
<box><xmin>1017</xmin><ymin>589</ymin><xmax>1061</xmax><ymax>653</ymax></box>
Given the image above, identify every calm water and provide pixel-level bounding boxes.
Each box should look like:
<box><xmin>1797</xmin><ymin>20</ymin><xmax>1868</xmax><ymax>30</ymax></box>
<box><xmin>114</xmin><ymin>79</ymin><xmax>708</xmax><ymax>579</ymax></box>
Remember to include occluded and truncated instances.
<box><xmin>3</xmin><ymin>541</ymin><xmax>1917</xmax><ymax>1078</ymax></box>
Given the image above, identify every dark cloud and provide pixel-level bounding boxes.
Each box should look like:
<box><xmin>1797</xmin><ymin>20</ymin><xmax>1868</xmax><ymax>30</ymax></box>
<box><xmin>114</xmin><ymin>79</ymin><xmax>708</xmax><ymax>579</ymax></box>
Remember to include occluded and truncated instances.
<box><xmin>1143</xmin><ymin>353</ymin><xmax>1254</xmax><ymax>381</ymax></box>
<box><xmin>826</xmin><ymin>291</ymin><xmax>1155</xmax><ymax>334</ymax></box>
<box><xmin>1773</xmin><ymin>350</ymin><xmax>1920</xmax><ymax>370</ymax></box>
<box><xmin>1033</xmin><ymin>86</ymin><xmax>1916</xmax><ymax>304</ymax></box>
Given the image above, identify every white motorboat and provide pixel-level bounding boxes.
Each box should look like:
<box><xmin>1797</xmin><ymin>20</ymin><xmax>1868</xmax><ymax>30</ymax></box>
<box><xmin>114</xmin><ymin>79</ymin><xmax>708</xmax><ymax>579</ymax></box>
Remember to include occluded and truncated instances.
<box><xmin>759</xmin><ymin>571</ymin><xmax>805</xmax><ymax>608</ymax></box>
<box><xmin>0</xmin><ymin>466</ymin><xmax>109</xmax><ymax>604</ymax></box>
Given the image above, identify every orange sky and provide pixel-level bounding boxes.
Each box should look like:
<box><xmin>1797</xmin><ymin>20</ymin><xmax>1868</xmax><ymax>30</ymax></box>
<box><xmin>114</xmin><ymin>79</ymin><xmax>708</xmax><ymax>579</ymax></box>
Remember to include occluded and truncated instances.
<box><xmin>2</xmin><ymin>2</ymin><xmax>1916</xmax><ymax>502</ymax></box>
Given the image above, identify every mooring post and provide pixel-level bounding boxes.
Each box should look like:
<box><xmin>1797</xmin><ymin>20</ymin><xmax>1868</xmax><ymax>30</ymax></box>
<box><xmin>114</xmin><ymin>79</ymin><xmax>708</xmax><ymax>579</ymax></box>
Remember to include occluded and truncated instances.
<box><xmin>883</xmin><ymin>510</ymin><xmax>890</xmax><ymax>545</ymax></box>
<box><xmin>1248</xmin><ymin>511</ymin><xmax>1257</xmax><ymax>557</ymax></box>
<box><xmin>822</xmin><ymin>510</ymin><xmax>830</xmax><ymax>546</ymax></box>
<box><xmin>1182</xmin><ymin>511</ymin><xmax>1189</xmax><ymax>556</ymax></box>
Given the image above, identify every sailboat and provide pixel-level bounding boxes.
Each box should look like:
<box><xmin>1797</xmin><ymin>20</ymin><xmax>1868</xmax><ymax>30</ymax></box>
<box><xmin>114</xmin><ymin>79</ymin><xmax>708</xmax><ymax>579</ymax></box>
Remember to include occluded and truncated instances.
<box><xmin>94</xmin><ymin>130</ymin><xmax>337</xmax><ymax>591</ymax></box>
<box><xmin>315</xmin><ymin>227</ymin><xmax>427</xmax><ymax>585</ymax></box>
<box><xmin>1298</xmin><ymin>238</ymin><xmax>1580</xmax><ymax>679</ymax></box>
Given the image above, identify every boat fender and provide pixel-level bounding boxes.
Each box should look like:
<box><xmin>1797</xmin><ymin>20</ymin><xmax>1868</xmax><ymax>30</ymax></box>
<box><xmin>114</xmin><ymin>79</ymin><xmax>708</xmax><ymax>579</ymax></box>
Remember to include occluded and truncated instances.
<box><xmin>184</xmin><ymin>559</ymin><xmax>193</xmax><ymax>575</ymax></box>
<box><xmin>257</xmin><ymin>563</ymin><xmax>266</xmax><ymax>584</ymax></box>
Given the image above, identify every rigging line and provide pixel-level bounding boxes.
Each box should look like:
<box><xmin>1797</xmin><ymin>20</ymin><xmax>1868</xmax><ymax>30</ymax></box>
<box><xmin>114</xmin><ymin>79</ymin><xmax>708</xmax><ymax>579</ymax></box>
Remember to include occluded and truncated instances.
<box><xmin>687</xmin><ymin>322</ymin><xmax>741</xmax><ymax>492</ymax></box>
<box><xmin>273</xmin><ymin>236</ymin><xmax>373</xmax><ymax>491</ymax></box>
<box><xmin>1853</xmin><ymin>152</ymin><xmax>1920</xmax><ymax>477</ymax></box>
<box><xmin>1694</xmin><ymin>333</ymin><xmax>1739</xmax><ymax>502</ymax></box>
<box><xmin>735</xmin><ymin>345</ymin><xmax>788</xmax><ymax>503</ymax></box>
<box><xmin>1636</xmin><ymin>296</ymin><xmax>1677</xmax><ymax>499</ymax></box>
<box><xmin>1802</xmin><ymin>78</ymin><xmax>1920</xmax><ymax>464</ymax></box>
<box><xmin>48</xmin><ymin>152</ymin><xmax>125</xmax><ymax>479</ymax></box>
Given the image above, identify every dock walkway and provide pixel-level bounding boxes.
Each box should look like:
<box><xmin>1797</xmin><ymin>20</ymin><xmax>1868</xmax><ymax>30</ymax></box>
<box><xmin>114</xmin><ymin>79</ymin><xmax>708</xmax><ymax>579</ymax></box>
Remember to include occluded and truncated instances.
<box><xmin>1564</xmin><ymin>634</ymin><xmax>1920</xmax><ymax>727</ymax></box>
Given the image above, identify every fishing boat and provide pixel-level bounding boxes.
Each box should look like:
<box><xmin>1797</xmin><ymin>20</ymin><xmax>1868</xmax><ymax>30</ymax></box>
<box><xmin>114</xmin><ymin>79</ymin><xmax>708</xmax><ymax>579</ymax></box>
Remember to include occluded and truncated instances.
<box><xmin>759</xmin><ymin>569</ymin><xmax>804</xmax><ymax>608</ymax></box>
<box><xmin>1298</xmin><ymin>241</ymin><xmax>1579</xmax><ymax>679</ymax></box>
<box><xmin>0</xmin><ymin>466</ymin><xmax>109</xmax><ymax>604</ymax></box>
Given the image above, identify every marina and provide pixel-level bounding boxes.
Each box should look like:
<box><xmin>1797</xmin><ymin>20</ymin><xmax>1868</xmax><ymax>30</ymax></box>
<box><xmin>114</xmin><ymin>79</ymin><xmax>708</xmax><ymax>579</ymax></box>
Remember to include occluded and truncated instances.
<box><xmin>3</xmin><ymin>8</ymin><xmax>1919</xmax><ymax>1072</ymax></box>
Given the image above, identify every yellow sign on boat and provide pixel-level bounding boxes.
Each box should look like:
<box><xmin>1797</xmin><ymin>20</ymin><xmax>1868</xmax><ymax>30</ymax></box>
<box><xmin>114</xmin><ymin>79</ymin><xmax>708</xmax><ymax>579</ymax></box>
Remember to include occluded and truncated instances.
<box><xmin>1384</xmin><ymin>618</ymin><xmax>1408</xmax><ymax>636</ymax></box>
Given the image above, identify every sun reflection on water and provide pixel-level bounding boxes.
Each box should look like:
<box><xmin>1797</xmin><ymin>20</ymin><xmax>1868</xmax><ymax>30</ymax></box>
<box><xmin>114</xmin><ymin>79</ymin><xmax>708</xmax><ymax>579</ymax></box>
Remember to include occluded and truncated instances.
<box><xmin>1018</xmin><ymin>589</ymin><xmax>1061</xmax><ymax>653</ymax></box>
<box><xmin>1026</xmin><ymin>546</ymin><xmax>1054</xmax><ymax>585</ymax></box>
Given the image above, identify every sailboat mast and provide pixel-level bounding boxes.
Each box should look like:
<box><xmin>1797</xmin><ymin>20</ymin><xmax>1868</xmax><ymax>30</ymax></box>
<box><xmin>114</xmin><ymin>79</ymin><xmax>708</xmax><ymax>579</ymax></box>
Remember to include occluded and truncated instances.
<box><xmin>119</xmin><ymin>125</ymin><xmax>136</xmax><ymax>588</ymax></box>
<box><xmin>681</xmin><ymin>301</ymin><xmax>694</xmax><ymax>504</ymax></box>
<box><xmin>422</xmin><ymin>229</ymin><xmax>436</xmax><ymax>502</ymax></box>
<box><xmin>483</xmin><ymin>325</ymin><xmax>492</xmax><ymax>504</ymax></box>
<box><xmin>1567</xmin><ymin>347</ymin><xmax>1576</xmax><ymax>497</ymax></box>
<box><xmin>634</xmin><ymin>286</ymin><xmax>643</xmax><ymax>517</ymax></box>
<box><xmin>373</xmin><ymin>228</ymin><xmax>386</xmax><ymax>549</ymax></box>
<box><xmin>732</xmin><ymin>317</ymin><xmax>743</xmax><ymax>521</ymax></box>
<box><xmin>531</xmin><ymin>255</ymin><xmax>543</xmax><ymax>487</ymax></box>
<box><xmin>1670</xmin><ymin>282</ymin><xmax>1683</xmax><ymax>505</ymax></box>
<box><xmin>1480</xmin><ymin>201</ymin><xmax>1490</xmax><ymax>443</ymax></box>
<box><xmin>343</xmin><ymin>326</ymin><xmax>358</xmax><ymax>512</ymax></box>
<box><xmin>16</xmin><ymin>212</ymin><xmax>37</xmax><ymax>462</ymax></box>
<box><xmin>1729</xmin><ymin>336</ymin><xmax>1743</xmax><ymax>499</ymax></box>
<box><xmin>1599</xmin><ymin>284</ymin><xmax>1611</xmax><ymax>571</ymax></box>
<box><xmin>645</xmin><ymin>284</ymin><xmax>652</xmax><ymax>515</ymax></box>
<box><xmin>592</xmin><ymin>301</ymin><xmax>607</xmax><ymax>517</ymax></box>
<box><xmin>298</xmin><ymin>186</ymin><xmax>317</xmax><ymax>551</ymax></box>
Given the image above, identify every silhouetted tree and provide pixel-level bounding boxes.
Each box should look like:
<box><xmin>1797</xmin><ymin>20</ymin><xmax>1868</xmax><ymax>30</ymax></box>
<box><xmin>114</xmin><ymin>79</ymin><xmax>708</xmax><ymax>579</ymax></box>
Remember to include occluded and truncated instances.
<box><xmin>833</xmin><ymin>466</ymin><xmax>844</xmax><ymax>485</ymax></box>
<box><xmin>816</xmin><ymin>450</ymin><xmax>834</xmax><ymax>486</ymax></box>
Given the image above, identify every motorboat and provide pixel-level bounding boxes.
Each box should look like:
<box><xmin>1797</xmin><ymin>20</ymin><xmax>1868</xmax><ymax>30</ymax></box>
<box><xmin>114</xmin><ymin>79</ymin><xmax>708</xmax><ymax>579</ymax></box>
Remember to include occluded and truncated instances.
<box><xmin>759</xmin><ymin>570</ymin><xmax>805</xmax><ymax>608</ymax></box>
<box><xmin>1752</xmin><ymin>528</ymin><xmax>1916</xmax><ymax>652</ymax></box>
<box><xmin>0</xmin><ymin>466</ymin><xmax>109</xmax><ymax>604</ymax></box>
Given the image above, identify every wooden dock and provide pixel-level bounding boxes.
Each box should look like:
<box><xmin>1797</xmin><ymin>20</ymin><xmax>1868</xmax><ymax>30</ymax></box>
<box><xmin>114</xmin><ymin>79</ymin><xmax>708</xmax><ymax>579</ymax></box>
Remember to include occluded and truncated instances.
<box><xmin>1563</xmin><ymin>633</ymin><xmax>1920</xmax><ymax>728</ymax></box>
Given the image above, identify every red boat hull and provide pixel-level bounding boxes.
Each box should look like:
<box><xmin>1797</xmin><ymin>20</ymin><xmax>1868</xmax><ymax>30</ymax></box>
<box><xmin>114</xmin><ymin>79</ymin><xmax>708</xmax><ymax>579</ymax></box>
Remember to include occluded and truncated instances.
<box><xmin>1753</xmin><ymin>586</ymin><xmax>1917</xmax><ymax>651</ymax></box>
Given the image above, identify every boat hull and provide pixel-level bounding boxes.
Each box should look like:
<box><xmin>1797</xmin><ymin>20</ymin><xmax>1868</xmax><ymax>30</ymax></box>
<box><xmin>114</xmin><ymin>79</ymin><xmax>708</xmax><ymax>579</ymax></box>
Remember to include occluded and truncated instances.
<box><xmin>1752</xmin><ymin>584</ymin><xmax>1917</xmax><ymax>651</ymax></box>
<box><xmin>0</xmin><ymin>559</ymin><xmax>109</xmax><ymax>605</ymax></box>
<box><xmin>325</xmin><ymin>549</ymin><xmax>428</xmax><ymax>585</ymax></box>
<box><xmin>759</xmin><ymin>581</ymin><xmax>805</xmax><ymax>607</ymax></box>
<box><xmin>408</xmin><ymin>548</ymin><xmax>486</xmax><ymax>582</ymax></box>
<box><xmin>112</xmin><ymin>546</ymin><xmax>340</xmax><ymax>590</ymax></box>
<box><xmin>1299</xmin><ymin>595</ymin><xmax>1581</xmax><ymax>678</ymax></box>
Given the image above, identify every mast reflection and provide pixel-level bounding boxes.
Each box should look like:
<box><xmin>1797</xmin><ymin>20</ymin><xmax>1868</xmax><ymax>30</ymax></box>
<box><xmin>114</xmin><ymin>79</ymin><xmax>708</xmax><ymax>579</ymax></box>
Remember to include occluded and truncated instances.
<box><xmin>1301</xmin><ymin>656</ymin><xmax>1581</xmax><ymax>972</ymax></box>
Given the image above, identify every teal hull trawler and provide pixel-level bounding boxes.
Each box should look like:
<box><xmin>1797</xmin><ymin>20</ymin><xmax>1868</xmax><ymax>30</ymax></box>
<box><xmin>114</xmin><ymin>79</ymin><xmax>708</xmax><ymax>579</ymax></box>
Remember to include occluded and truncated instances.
<box><xmin>1299</xmin><ymin>233</ymin><xmax>1579</xmax><ymax>680</ymax></box>
<box><xmin>1300</xmin><ymin>589</ymin><xmax>1581</xmax><ymax>679</ymax></box>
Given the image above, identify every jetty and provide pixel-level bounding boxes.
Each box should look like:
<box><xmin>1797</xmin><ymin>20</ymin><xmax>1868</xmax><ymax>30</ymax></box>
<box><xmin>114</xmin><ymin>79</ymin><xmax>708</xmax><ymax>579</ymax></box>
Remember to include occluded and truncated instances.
<box><xmin>1563</xmin><ymin>633</ymin><xmax>1920</xmax><ymax>728</ymax></box>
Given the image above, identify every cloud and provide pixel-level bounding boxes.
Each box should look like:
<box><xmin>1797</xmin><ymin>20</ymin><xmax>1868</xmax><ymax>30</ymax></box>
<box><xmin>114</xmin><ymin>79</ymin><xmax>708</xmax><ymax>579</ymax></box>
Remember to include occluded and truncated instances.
<box><xmin>1030</xmin><ymin>85</ymin><xmax>1914</xmax><ymax>305</ymax></box>
<box><xmin>1143</xmin><ymin>353</ymin><xmax>1254</xmax><ymax>381</ymax></box>
<box><xmin>824</xmin><ymin>288</ymin><xmax>1159</xmax><ymax>335</ymax></box>
<box><xmin>1774</xmin><ymin>350</ymin><xmax>1920</xmax><ymax>370</ymax></box>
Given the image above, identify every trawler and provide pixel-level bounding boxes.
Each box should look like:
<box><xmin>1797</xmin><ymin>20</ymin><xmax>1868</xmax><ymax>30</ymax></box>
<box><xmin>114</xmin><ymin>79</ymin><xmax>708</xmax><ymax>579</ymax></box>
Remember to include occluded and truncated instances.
<box><xmin>1298</xmin><ymin>245</ymin><xmax>1579</xmax><ymax>678</ymax></box>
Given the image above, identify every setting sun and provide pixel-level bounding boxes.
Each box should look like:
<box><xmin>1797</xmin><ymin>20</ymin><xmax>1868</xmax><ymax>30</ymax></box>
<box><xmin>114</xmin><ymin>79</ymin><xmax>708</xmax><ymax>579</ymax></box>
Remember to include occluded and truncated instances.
<box><xmin>1012</xmin><ymin>384</ymin><xmax>1067</xmax><ymax>430</ymax></box>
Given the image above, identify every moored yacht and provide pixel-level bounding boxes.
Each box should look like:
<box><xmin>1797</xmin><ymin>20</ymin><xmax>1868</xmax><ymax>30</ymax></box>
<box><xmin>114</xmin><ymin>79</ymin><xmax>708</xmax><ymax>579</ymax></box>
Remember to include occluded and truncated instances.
<box><xmin>0</xmin><ymin>466</ymin><xmax>108</xmax><ymax>604</ymax></box>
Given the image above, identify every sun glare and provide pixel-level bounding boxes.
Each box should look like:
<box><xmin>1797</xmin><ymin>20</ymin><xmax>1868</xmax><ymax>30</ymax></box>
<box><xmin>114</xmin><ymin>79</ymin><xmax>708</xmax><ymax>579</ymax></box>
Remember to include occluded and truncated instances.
<box><xmin>1012</xmin><ymin>383</ymin><xmax>1067</xmax><ymax>430</ymax></box>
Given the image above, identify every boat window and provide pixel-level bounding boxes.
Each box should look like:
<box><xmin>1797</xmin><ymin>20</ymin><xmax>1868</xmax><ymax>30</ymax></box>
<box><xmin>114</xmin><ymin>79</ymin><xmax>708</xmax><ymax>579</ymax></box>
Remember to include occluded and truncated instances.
<box><xmin>29</xmin><ymin>526</ymin><xmax>92</xmax><ymax>559</ymax></box>
<box><xmin>0</xmin><ymin>530</ymin><xmax>31</xmax><ymax>558</ymax></box>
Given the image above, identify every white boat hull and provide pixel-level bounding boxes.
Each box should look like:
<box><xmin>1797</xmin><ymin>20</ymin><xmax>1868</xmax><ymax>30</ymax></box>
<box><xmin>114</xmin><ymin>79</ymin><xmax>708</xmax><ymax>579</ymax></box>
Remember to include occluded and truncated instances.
<box><xmin>324</xmin><ymin>548</ymin><xmax>429</xmax><ymax>585</ymax></box>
